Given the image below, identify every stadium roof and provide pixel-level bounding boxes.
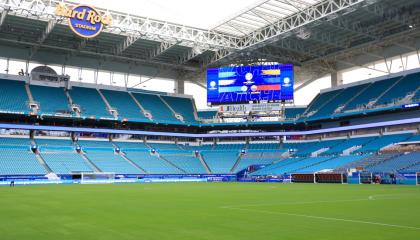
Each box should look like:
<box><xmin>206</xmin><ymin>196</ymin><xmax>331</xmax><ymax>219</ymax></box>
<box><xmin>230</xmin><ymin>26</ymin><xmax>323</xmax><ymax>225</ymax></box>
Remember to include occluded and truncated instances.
<box><xmin>211</xmin><ymin>0</ymin><xmax>323</xmax><ymax>36</ymax></box>
<box><xmin>0</xmin><ymin>0</ymin><xmax>418</xmax><ymax>85</ymax></box>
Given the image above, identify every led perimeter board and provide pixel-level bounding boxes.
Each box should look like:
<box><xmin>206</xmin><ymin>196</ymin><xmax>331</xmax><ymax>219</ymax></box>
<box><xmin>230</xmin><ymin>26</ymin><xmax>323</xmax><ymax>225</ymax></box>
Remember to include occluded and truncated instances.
<box><xmin>207</xmin><ymin>64</ymin><xmax>293</xmax><ymax>106</ymax></box>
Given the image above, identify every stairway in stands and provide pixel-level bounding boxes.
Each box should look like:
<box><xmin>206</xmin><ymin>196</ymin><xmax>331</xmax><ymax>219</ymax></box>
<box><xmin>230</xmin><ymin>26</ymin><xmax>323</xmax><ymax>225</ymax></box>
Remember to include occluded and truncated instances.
<box><xmin>336</xmin><ymin>152</ymin><xmax>401</xmax><ymax>171</ymax></box>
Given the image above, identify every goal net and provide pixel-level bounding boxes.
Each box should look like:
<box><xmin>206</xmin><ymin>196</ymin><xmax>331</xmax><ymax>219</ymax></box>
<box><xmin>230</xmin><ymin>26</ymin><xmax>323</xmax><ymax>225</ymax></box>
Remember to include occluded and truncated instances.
<box><xmin>81</xmin><ymin>172</ymin><xmax>115</xmax><ymax>184</ymax></box>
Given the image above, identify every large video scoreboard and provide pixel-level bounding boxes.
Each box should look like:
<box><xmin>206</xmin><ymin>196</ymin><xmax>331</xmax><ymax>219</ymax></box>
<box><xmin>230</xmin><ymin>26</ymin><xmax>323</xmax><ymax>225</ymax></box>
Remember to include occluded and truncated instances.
<box><xmin>207</xmin><ymin>64</ymin><xmax>293</xmax><ymax>106</ymax></box>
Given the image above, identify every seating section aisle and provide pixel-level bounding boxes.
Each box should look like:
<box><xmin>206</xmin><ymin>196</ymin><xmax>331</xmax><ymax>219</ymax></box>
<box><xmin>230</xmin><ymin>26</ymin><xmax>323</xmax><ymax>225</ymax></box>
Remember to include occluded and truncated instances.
<box><xmin>124</xmin><ymin>151</ymin><xmax>182</xmax><ymax>174</ymax></box>
<box><xmin>68</xmin><ymin>87</ymin><xmax>112</xmax><ymax>118</ymax></box>
<box><xmin>30</xmin><ymin>85</ymin><xmax>70</xmax><ymax>115</ymax></box>
<box><xmin>322</xmin><ymin>137</ymin><xmax>375</xmax><ymax>155</ymax></box>
<box><xmin>374</xmin><ymin>73</ymin><xmax>420</xmax><ymax>106</ymax></box>
<box><xmin>299</xmin><ymin>155</ymin><xmax>365</xmax><ymax>173</ymax></box>
<box><xmin>201</xmin><ymin>151</ymin><xmax>238</xmax><ymax>173</ymax></box>
<box><xmin>235</xmin><ymin>152</ymin><xmax>280</xmax><ymax>171</ymax></box>
<box><xmin>84</xmin><ymin>150</ymin><xmax>142</xmax><ymax>174</ymax></box>
<box><xmin>309</xmin><ymin>84</ymin><xmax>368</xmax><ymax>120</ymax></box>
<box><xmin>40</xmin><ymin>152</ymin><xmax>92</xmax><ymax>174</ymax></box>
<box><xmin>355</xmin><ymin>133</ymin><xmax>412</xmax><ymax>153</ymax></box>
<box><xmin>101</xmin><ymin>89</ymin><xmax>149</xmax><ymax>122</ymax></box>
<box><xmin>367</xmin><ymin>152</ymin><xmax>420</xmax><ymax>173</ymax></box>
<box><xmin>304</xmin><ymin>90</ymin><xmax>343</xmax><ymax>117</ymax></box>
<box><xmin>342</xmin><ymin>77</ymin><xmax>397</xmax><ymax>112</ymax></box>
<box><xmin>162</xmin><ymin>155</ymin><xmax>206</xmax><ymax>174</ymax></box>
<box><xmin>161</xmin><ymin>96</ymin><xmax>197</xmax><ymax>123</ymax></box>
<box><xmin>132</xmin><ymin>93</ymin><xmax>179</xmax><ymax>123</ymax></box>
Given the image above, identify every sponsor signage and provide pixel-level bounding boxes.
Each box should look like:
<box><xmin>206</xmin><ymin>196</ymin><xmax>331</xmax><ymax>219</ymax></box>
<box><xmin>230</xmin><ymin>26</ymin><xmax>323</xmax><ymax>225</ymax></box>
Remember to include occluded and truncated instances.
<box><xmin>55</xmin><ymin>4</ymin><xmax>112</xmax><ymax>38</ymax></box>
<box><xmin>402</xmin><ymin>103</ymin><xmax>420</xmax><ymax>109</ymax></box>
<box><xmin>219</xmin><ymin>103</ymin><xmax>282</xmax><ymax>113</ymax></box>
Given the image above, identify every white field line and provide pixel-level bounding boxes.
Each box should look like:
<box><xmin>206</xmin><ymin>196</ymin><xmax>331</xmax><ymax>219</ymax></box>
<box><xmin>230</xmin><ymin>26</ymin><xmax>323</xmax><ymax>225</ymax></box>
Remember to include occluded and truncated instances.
<box><xmin>221</xmin><ymin>206</ymin><xmax>420</xmax><ymax>231</ymax></box>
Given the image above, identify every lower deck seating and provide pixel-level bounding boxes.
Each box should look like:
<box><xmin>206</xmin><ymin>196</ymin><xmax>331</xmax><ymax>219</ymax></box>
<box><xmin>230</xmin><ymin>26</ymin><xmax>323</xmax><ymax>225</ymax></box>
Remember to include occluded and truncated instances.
<box><xmin>124</xmin><ymin>151</ymin><xmax>182</xmax><ymax>174</ymax></box>
<box><xmin>85</xmin><ymin>150</ymin><xmax>142</xmax><ymax>174</ymax></box>
<box><xmin>162</xmin><ymin>155</ymin><xmax>206</xmax><ymax>173</ymax></box>
<box><xmin>299</xmin><ymin>155</ymin><xmax>365</xmax><ymax>173</ymax></box>
<box><xmin>337</xmin><ymin>152</ymin><xmax>401</xmax><ymax>171</ymax></box>
<box><xmin>41</xmin><ymin>152</ymin><xmax>93</xmax><ymax>174</ymax></box>
<box><xmin>235</xmin><ymin>152</ymin><xmax>281</xmax><ymax>171</ymax></box>
<box><xmin>0</xmin><ymin>148</ymin><xmax>45</xmax><ymax>175</ymax></box>
<box><xmin>201</xmin><ymin>151</ymin><xmax>238</xmax><ymax>173</ymax></box>
<box><xmin>367</xmin><ymin>152</ymin><xmax>420</xmax><ymax>172</ymax></box>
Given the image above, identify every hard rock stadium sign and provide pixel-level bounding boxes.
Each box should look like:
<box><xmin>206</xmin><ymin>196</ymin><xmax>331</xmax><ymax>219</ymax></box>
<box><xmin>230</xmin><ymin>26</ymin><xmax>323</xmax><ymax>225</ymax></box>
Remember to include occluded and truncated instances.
<box><xmin>55</xmin><ymin>4</ymin><xmax>113</xmax><ymax>39</ymax></box>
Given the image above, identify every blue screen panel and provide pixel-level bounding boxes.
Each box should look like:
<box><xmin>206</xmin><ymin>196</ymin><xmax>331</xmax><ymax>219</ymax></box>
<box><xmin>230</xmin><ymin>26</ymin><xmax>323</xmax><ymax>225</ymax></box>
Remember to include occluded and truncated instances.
<box><xmin>207</xmin><ymin>64</ymin><xmax>293</xmax><ymax>106</ymax></box>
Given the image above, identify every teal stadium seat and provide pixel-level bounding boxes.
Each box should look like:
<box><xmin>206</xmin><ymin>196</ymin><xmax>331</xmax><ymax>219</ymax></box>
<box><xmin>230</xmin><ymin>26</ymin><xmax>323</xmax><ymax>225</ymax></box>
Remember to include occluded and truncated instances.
<box><xmin>101</xmin><ymin>89</ymin><xmax>150</xmax><ymax>122</ymax></box>
<box><xmin>132</xmin><ymin>93</ymin><xmax>180</xmax><ymax>124</ymax></box>
<box><xmin>0</xmin><ymin>79</ymin><xmax>29</xmax><ymax>114</ymax></box>
<box><xmin>30</xmin><ymin>85</ymin><xmax>71</xmax><ymax>115</ymax></box>
<box><xmin>0</xmin><ymin>148</ymin><xmax>45</xmax><ymax>175</ymax></box>
<box><xmin>69</xmin><ymin>87</ymin><xmax>113</xmax><ymax>119</ymax></box>
<box><xmin>161</xmin><ymin>96</ymin><xmax>198</xmax><ymax>123</ymax></box>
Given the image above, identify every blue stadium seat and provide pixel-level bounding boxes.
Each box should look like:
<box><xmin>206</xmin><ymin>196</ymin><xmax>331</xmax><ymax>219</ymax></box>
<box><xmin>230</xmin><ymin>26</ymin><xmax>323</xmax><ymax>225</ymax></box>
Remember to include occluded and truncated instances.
<box><xmin>201</xmin><ymin>151</ymin><xmax>238</xmax><ymax>173</ymax></box>
<box><xmin>124</xmin><ymin>150</ymin><xmax>182</xmax><ymax>174</ymax></box>
<box><xmin>0</xmin><ymin>79</ymin><xmax>29</xmax><ymax>114</ymax></box>
<box><xmin>299</xmin><ymin>155</ymin><xmax>365</xmax><ymax>173</ymax></box>
<box><xmin>367</xmin><ymin>152</ymin><xmax>420</xmax><ymax>173</ymax></box>
<box><xmin>309</xmin><ymin>84</ymin><xmax>369</xmax><ymax>120</ymax></box>
<box><xmin>235</xmin><ymin>152</ymin><xmax>280</xmax><ymax>172</ymax></box>
<box><xmin>84</xmin><ymin>150</ymin><xmax>143</xmax><ymax>174</ymax></box>
<box><xmin>375</xmin><ymin>72</ymin><xmax>420</xmax><ymax>106</ymax></box>
<box><xmin>198</xmin><ymin>110</ymin><xmax>217</xmax><ymax>120</ymax></box>
<box><xmin>101</xmin><ymin>89</ymin><xmax>150</xmax><ymax>122</ymax></box>
<box><xmin>132</xmin><ymin>93</ymin><xmax>179</xmax><ymax>124</ymax></box>
<box><xmin>0</xmin><ymin>148</ymin><xmax>45</xmax><ymax>175</ymax></box>
<box><xmin>30</xmin><ymin>85</ymin><xmax>71</xmax><ymax>115</ymax></box>
<box><xmin>355</xmin><ymin>133</ymin><xmax>412</xmax><ymax>153</ymax></box>
<box><xmin>69</xmin><ymin>87</ymin><xmax>112</xmax><ymax>119</ymax></box>
<box><xmin>40</xmin><ymin>152</ymin><xmax>93</xmax><ymax>174</ymax></box>
<box><xmin>343</xmin><ymin>77</ymin><xmax>398</xmax><ymax>111</ymax></box>
<box><xmin>161</xmin><ymin>96</ymin><xmax>197</xmax><ymax>123</ymax></box>
<box><xmin>284</xmin><ymin>107</ymin><xmax>305</xmax><ymax>119</ymax></box>
<box><xmin>303</xmin><ymin>90</ymin><xmax>343</xmax><ymax>117</ymax></box>
<box><xmin>162</xmin><ymin>154</ymin><xmax>206</xmax><ymax>173</ymax></box>
<box><xmin>321</xmin><ymin>136</ymin><xmax>375</xmax><ymax>155</ymax></box>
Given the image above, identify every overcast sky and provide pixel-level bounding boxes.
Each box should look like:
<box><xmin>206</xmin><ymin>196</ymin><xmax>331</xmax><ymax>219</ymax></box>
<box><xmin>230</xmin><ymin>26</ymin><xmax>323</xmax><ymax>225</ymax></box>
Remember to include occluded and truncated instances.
<box><xmin>72</xmin><ymin>0</ymin><xmax>258</xmax><ymax>29</ymax></box>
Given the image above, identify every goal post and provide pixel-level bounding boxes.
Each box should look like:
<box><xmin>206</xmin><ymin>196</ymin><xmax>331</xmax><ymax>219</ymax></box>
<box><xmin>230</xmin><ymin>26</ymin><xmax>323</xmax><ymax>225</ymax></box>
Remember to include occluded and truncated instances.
<box><xmin>80</xmin><ymin>172</ymin><xmax>115</xmax><ymax>184</ymax></box>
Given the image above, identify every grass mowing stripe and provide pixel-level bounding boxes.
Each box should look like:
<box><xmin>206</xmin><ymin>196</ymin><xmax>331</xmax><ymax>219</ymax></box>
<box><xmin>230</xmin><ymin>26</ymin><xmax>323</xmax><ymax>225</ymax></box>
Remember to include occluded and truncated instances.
<box><xmin>222</xmin><ymin>206</ymin><xmax>420</xmax><ymax>231</ymax></box>
<box><xmin>220</xmin><ymin>193</ymin><xmax>420</xmax><ymax>208</ymax></box>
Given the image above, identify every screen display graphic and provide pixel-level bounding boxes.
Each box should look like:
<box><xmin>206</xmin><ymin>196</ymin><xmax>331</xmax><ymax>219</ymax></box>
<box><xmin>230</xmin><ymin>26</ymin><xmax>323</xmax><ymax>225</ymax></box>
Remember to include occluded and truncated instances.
<box><xmin>207</xmin><ymin>64</ymin><xmax>293</xmax><ymax>106</ymax></box>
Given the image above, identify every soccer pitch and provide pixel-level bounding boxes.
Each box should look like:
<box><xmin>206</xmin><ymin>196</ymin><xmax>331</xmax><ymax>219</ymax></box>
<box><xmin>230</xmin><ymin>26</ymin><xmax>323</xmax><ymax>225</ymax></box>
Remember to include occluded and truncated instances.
<box><xmin>0</xmin><ymin>183</ymin><xmax>419</xmax><ymax>240</ymax></box>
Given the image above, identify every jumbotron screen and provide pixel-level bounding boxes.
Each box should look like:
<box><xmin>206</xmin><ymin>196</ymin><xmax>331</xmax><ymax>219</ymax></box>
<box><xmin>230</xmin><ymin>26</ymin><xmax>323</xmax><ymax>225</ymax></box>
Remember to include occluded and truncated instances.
<box><xmin>207</xmin><ymin>64</ymin><xmax>293</xmax><ymax>106</ymax></box>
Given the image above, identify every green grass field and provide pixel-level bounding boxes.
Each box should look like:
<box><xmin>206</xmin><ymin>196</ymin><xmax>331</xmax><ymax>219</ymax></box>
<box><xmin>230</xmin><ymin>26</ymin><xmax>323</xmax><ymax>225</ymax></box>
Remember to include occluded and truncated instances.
<box><xmin>0</xmin><ymin>183</ymin><xmax>419</xmax><ymax>240</ymax></box>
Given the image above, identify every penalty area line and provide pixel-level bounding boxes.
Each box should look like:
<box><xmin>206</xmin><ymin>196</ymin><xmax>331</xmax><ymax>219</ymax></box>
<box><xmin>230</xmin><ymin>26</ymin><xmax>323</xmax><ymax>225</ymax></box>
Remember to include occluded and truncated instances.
<box><xmin>222</xmin><ymin>206</ymin><xmax>420</xmax><ymax>231</ymax></box>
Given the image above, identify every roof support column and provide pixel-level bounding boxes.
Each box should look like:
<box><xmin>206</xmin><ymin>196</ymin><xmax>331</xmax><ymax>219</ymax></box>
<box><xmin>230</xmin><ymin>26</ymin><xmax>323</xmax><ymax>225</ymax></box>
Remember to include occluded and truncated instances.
<box><xmin>331</xmin><ymin>70</ymin><xmax>343</xmax><ymax>88</ymax></box>
<box><xmin>175</xmin><ymin>79</ymin><xmax>185</xmax><ymax>95</ymax></box>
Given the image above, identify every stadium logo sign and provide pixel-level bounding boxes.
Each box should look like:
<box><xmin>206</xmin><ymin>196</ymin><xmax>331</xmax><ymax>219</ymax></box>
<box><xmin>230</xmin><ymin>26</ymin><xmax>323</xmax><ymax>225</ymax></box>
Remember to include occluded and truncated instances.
<box><xmin>55</xmin><ymin>4</ymin><xmax>112</xmax><ymax>39</ymax></box>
